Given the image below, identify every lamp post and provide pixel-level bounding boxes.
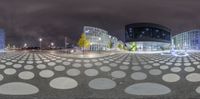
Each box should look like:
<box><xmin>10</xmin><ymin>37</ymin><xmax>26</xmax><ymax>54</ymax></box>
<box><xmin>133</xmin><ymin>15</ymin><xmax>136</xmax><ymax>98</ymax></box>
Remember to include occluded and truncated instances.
<box><xmin>51</xmin><ymin>42</ymin><xmax>54</xmax><ymax>49</ymax></box>
<box><xmin>98</xmin><ymin>37</ymin><xmax>101</xmax><ymax>53</ymax></box>
<box><xmin>24</xmin><ymin>43</ymin><xmax>27</xmax><ymax>48</ymax></box>
<box><xmin>39</xmin><ymin>38</ymin><xmax>42</xmax><ymax>50</ymax></box>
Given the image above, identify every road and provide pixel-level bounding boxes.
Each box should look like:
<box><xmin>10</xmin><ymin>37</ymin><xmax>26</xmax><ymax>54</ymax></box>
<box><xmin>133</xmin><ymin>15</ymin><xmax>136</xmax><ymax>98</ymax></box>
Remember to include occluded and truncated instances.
<box><xmin>0</xmin><ymin>51</ymin><xmax>200</xmax><ymax>99</ymax></box>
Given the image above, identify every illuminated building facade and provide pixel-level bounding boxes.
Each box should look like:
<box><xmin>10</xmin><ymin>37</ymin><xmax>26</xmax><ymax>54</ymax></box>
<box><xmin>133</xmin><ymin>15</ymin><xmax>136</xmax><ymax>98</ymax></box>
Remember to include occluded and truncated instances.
<box><xmin>125</xmin><ymin>23</ymin><xmax>171</xmax><ymax>51</ymax></box>
<box><xmin>0</xmin><ymin>29</ymin><xmax>5</xmax><ymax>50</ymax></box>
<box><xmin>84</xmin><ymin>26</ymin><xmax>110</xmax><ymax>51</ymax></box>
<box><xmin>172</xmin><ymin>29</ymin><xmax>200</xmax><ymax>50</ymax></box>
<box><xmin>84</xmin><ymin>26</ymin><xmax>123</xmax><ymax>51</ymax></box>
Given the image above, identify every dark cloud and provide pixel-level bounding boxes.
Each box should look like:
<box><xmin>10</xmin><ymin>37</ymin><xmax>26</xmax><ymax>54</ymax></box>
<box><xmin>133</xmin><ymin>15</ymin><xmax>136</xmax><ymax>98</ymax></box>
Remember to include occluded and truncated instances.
<box><xmin>0</xmin><ymin>0</ymin><xmax>200</xmax><ymax>47</ymax></box>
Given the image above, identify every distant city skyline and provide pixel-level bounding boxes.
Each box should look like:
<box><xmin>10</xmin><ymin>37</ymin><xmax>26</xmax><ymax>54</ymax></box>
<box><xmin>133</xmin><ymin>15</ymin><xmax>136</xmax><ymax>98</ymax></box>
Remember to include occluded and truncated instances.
<box><xmin>0</xmin><ymin>0</ymin><xmax>200</xmax><ymax>47</ymax></box>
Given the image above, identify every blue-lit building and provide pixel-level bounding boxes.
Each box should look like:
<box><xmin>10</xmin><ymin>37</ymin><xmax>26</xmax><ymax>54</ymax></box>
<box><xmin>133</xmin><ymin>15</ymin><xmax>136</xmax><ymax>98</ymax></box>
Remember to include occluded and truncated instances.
<box><xmin>0</xmin><ymin>29</ymin><xmax>5</xmax><ymax>50</ymax></box>
<box><xmin>125</xmin><ymin>23</ymin><xmax>171</xmax><ymax>51</ymax></box>
<box><xmin>172</xmin><ymin>29</ymin><xmax>200</xmax><ymax>50</ymax></box>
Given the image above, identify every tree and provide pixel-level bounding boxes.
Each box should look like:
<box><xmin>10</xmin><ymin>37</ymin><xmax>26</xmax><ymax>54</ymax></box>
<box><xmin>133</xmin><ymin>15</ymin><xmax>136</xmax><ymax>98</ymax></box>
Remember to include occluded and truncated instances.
<box><xmin>108</xmin><ymin>41</ymin><xmax>113</xmax><ymax>49</ymax></box>
<box><xmin>130</xmin><ymin>42</ymin><xmax>137</xmax><ymax>51</ymax></box>
<box><xmin>78</xmin><ymin>33</ymin><xmax>90</xmax><ymax>53</ymax></box>
<box><xmin>118</xmin><ymin>44</ymin><xmax>123</xmax><ymax>50</ymax></box>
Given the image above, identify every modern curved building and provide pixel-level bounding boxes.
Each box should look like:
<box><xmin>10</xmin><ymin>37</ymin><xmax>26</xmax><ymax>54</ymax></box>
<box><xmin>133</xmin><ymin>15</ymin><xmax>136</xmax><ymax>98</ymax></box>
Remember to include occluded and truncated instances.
<box><xmin>83</xmin><ymin>26</ymin><xmax>124</xmax><ymax>51</ymax></box>
<box><xmin>125</xmin><ymin>23</ymin><xmax>171</xmax><ymax>51</ymax></box>
<box><xmin>172</xmin><ymin>29</ymin><xmax>200</xmax><ymax>50</ymax></box>
<box><xmin>0</xmin><ymin>29</ymin><xmax>5</xmax><ymax>50</ymax></box>
<box><xmin>83</xmin><ymin>26</ymin><xmax>110</xmax><ymax>51</ymax></box>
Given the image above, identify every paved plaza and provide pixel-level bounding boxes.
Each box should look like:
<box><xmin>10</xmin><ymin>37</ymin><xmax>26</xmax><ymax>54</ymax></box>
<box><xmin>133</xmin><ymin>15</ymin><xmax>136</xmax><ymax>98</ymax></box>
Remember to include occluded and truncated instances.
<box><xmin>0</xmin><ymin>51</ymin><xmax>200</xmax><ymax>99</ymax></box>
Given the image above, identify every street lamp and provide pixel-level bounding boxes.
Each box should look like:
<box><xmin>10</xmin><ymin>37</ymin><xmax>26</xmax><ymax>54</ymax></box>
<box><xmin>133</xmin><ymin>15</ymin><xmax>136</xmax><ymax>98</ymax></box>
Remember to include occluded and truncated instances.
<box><xmin>24</xmin><ymin>43</ymin><xmax>27</xmax><ymax>48</ymax></box>
<box><xmin>39</xmin><ymin>38</ymin><xmax>42</xmax><ymax>49</ymax></box>
<box><xmin>51</xmin><ymin>42</ymin><xmax>54</xmax><ymax>48</ymax></box>
<box><xmin>98</xmin><ymin>37</ymin><xmax>101</xmax><ymax>53</ymax></box>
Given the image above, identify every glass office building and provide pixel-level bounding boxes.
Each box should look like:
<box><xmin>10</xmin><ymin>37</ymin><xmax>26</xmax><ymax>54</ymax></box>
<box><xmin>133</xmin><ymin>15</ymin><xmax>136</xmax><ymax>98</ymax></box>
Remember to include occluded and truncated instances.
<box><xmin>125</xmin><ymin>23</ymin><xmax>171</xmax><ymax>51</ymax></box>
<box><xmin>0</xmin><ymin>29</ymin><xmax>5</xmax><ymax>50</ymax></box>
<box><xmin>84</xmin><ymin>26</ymin><xmax>110</xmax><ymax>51</ymax></box>
<box><xmin>172</xmin><ymin>29</ymin><xmax>200</xmax><ymax>50</ymax></box>
<box><xmin>84</xmin><ymin>26</ymin><xmax>123</xmax><ymax>51</ymax></box>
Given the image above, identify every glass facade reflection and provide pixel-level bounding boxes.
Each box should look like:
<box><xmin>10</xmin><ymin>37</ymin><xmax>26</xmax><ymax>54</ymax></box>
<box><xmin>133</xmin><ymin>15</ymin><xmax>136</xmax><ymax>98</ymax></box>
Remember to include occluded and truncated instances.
<box><xmin>84</xmin><ymin>26</ymin><xmax>110</xmax><ymax>51</ymax></box>
<box><xmin>125</xmin><ymin>23</ymin><xmax>171</xmax><ymax>51</ymax></box>
<box><xmin>172</xmin><ymin>29</ymin><xmax>200</xmax><ymax>50</ymax></box>
<box><xmin>0</xmin><ymin>29</ymin><xmax>5</xmax><ymax>50</ymax></box>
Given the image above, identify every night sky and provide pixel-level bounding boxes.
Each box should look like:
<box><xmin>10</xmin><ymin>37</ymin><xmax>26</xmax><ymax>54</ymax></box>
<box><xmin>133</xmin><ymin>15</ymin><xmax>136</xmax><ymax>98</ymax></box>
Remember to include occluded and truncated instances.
<box><xmin>0</xmin><ymin>0</ymin><xmax>200</xmax><ymax>47</ymax></box>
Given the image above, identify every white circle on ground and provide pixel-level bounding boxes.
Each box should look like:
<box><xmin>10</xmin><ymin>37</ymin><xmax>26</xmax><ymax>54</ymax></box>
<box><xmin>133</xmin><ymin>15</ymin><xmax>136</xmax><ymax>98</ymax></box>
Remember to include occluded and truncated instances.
<box><xmin>119</xmin><ymin>65</ymin><xmax>129</xmax><ymax>70</ymax></box>
<box><xmin>162</xmin><ymin>73</ymin><xmax>180</xmax><ymax>82</ymax></box>
<box><xmin>72</xmin><ymin>63</ymin><xmax>81</xmax><ymax>68</ymax></box>
<box><xmin>174</xmin><ymin>63</ymin><xmax>181</xmax><ymax>66</ymax></box>
<box><xmin>184</xmin><ymin>67</ymin><xmax>195</xmax><ymax>72</ymax></box>
<box><xmin>0</xmin><ymin>82</ymin><xmax>39</xmax><ymax>95</ymax></box>
<box><xmin>39</xmin><ymin>70</ymin><xmax>54</xmax><ymax>78</ymax></box>
<box><xmin>63</xmin><ymin>61</ymin><xmax>70</xmax><ymax>66</ymax></box>
<box><xmin>13</xmin><ymin>64</ymin><xmax>22</xmax><ymax>69</ymax></box>
<box><xmin>123</xmin><ymin>62</ymin><xmax>129</xmax><ymax>65</ymax></box>
<box><xmin>186</xmin><ymin>73</ymin><xmax>200</xmax><ymax>82</ymax></box>
<box><xmin>0</xmin><ymin>60</ymin><xmax>6</xmax><ymax>63</ymax></box>
<box><xmin>184</xmin><ymin>63</ymin><xmax>191</xmax><ymax>66</ymax></box>
<box><xmin>44</xmin><ymin>60</ymin><xmax>50</xmax><ymax>62</ymax></box>
<box><xmin>36</xmin><ymin>64</ymin><xmax>46</xmax><ymax>69</ymax></box>
<box><xmin>54</xmin><ymin>66</ymin><xmax>65</xmax><ymax>71</ymax></box>
<box><xmin>0</xmin><ymin>74</ymin><xmax>4</xmax><ymax>81</ymax></box>
<box><xmin>4</xmin><ymin>68</ymin><xmax>16</xmax><ymax>75</ymax></box>
<box><xmin>18</xmin><ymin>61</ymin><xmax>24</xmax><ymax>63</ymax></box>
<box><xmin>88</xmin><ymin>78</ymin><xmax>116</xmax><ymax>90</ymax></box>
<box><xmin>111</xmin><ymin>71</ymin><xmax>126</xmax><ymax>78</ymax></box>
<box><xmin>149</xmin><ymin>69</ymin><xmax>162</xmax><ymax>76</ymax></box>
<box><xmin>94</xmin><ymin>62</ymin><xmax>103</xmax><ymax>66</ymax></box>
<box><xmin>83</xmin><ymin>63</ymin><xmax>93</xmax><ymax>68</ymax></box>
<box><xmin>153</xmin><ymin>63</ymin><xmax>160</xmax><ymax>66</ymax></box>
<box><xmin>166</xmin><ymin>62</ymin><xmax>172</xmax><ymax>65</ymax></box>
<box><xmin>0</xmin><ymin>64</ymin><xmax>5</xmax><ymax>69</ymax></box>
<box><xmin>47</xmin><ymin>62</ymin><xmax>56</xmax><ymax>66</ymax></box>
<box><xmin>160</xmin><ymin>65</ymin><xmax>169</xmax><ymax>70</ymax></box>
<box><xmin>24</xmin><ymin>65</ymin><xmax>34</xmax><ymax>70</ymax></box>
<box><xmin>131</xmin><ymin>72</ymin><xmax>147</xmax><ymax>80</ymax></box>
<box><xmin>66</xmin><ymin>69</ymin><xmax>81</xmax><ymax>76</ymax></box>
<box><xmin>91</xmin><ymin>59</ymin><xmax>98</xmax><ymax>62</ymax></box>
<box><xmin>132</xmin><ymin>66</ymin><xmax>142</xmax><ymax>71</ymax></box>
<box><xmin>170</xmin><ymin>67</ymin><xmax>181</xmax><ymax>73</ymax></box>
<box><xmin>124</xmin><ymin>82</ymin><xmax>171</xmax><ymax>95</ymax></box>
<box><xmin>103</xmin><ymin>61</ymin><xmax>109</xmax><ymax>63</ymax></box>
<box><xmin>5</xmin><ymin>62</ymin><xmax>13</xmax><ymax>65</ymax></box>
<box><xmin>193</xmin><ymin>61</ymin><xmax>199</xmax><ymax>65</ymax></box>
<box><xmin>55</xmin><ymin>60</ymin><xmax>62</xmax><ymax>63</ymax></box>
<box><xmin>143</xmin><ymin>65</ymin><xmax>152</xmax><ymax>69</ymax></box>
<box><xmin>75</xmin><ymin>59</ymin><xmax>81</xmax><ymax>62</ymax></box>
<box><xmin>49</xmin><ymin>77</ymin><xmax>78</xmax><ymax>89</ymax></box>
<box><xmin>26</xmin><ymin>61</ymin><xmax>33</xmax><ymax>64</ymax></box>
<box><xmin>100</xmin><ymin>66</ymin><xmax>111</xmax><ymax>72</ymax></box>
<box><xmin>18</xmin><ymin>71</ymin><xmax>35</xmax><ymax>80</ymax></box>
<box><xmin>84</xmin><ymin>69</ymin><xmax>99</xmax><ymax>77</ymax></box>
<box><xmin>83</xmin><ymin>60</ymin><xmax>90</xmax><ymax>63</ymax></box>
<box><xmin>195</xmin><ymin>86</ymin><xmax>200</xmax><ymax>94</ymax></box>
<box><xmin>36</xmin><ymin>61</ymin><xmax>42</xmax><ymax>64</ymax></box>
<box><xmin>109</xmin><ymin>63</ymin><xmax>118</xmax><ymax>67</ymax></box>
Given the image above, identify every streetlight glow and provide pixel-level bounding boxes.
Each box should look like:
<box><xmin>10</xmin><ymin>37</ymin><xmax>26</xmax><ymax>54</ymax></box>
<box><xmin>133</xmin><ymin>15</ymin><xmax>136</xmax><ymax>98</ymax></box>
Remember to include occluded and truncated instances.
<box><xmin>39</xmin><ymin>38</ymin><xmax>43</xmax><ymax>49</ymax></box>
<box><xmin>39</xmin><ymin>38</ymin><xmax>42</xmax><ymax>42</ymax></box>
<box><xmin>51</xmin><ymin>42</ymin><xmax>54</xmax><ymax>46</ymax></box>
